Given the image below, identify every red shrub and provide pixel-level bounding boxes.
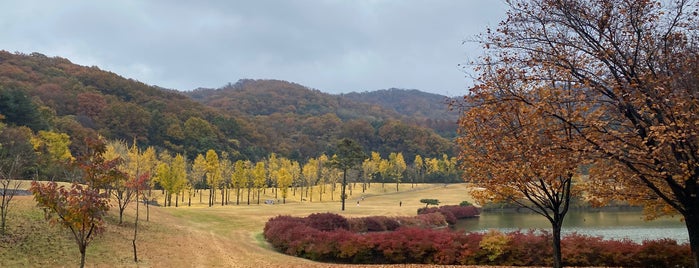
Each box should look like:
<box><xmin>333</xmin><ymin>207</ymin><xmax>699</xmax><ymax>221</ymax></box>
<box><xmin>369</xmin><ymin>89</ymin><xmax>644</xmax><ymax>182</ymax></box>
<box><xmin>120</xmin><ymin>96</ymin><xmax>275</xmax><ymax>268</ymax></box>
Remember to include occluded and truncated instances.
<box><xmin>503</xmin><ymin>230</ymin><xmax>552</xmax><ymax>266</ymax></box>
<box><xmin>417</xmin><ymin>207</ymin><xmax>439</xmax><ymax>215</ymax></box>
<box><xmin>307</xmin><ymin>213</ymin><xmax>349</xmax><ymax>231</ymax></box>
<box><xmin>456</xmin><ymin>232</ymin><xmax>485</xmax><ymax>265</ymax></box>
<box><xmin>561</xmin><ymin>233</ymin><xmax>606</xmax><ymax>266</ymax></box>
<box><xmin>636</xmin><ymin>239</ymin><xmax>692</xmax><ymax>267</ymax></box>
<box><xmin>441</xmin><ymin>205</ymin><xmax>480</xmax><ymax>219</ymax></box>
<box><xmin>264</xmin><ymin>214</ymin><xmax>691</xmax><ymax>267</ymax></box>
<box><xmin>263</xmin><ymin>215</ymin><xmax>308</xmax><ymax>251</ymax></box>
<box><xmin>414</xmin><ymin>212</ymin><xmax>447</xmax><ymax>228</ymax></box>
<box><xmin>439</xmin><ymin>210</ymin><xmax>457</xmax><ymax>225</ymax></box>
<box><xmin>347</xmin><ymin>217</ymin><xmax>367</xmax><ymax>233</ymax></box>
<box><xmin>383</xmin><ymin>217</ymin><xmax>400</xmax><ymax>231</ymax></box>
<box><xmin>364</xmin><ymin>216</ymin><xmax>385</xmax><ymax>232</ymax></box>
<box><xmin>597</xmin><ymin>239</ymin><xmax>639</xmax><ymax>266</ymax></box>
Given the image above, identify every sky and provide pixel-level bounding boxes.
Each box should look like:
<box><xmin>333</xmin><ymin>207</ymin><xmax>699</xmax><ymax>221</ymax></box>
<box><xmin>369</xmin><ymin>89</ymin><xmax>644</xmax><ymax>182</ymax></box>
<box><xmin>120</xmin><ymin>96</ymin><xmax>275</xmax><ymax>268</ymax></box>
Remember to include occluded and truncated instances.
<box><xmin>1</xmin><ymin>1</ymin><xmax>507</xmax><ymax>96</ymax></box>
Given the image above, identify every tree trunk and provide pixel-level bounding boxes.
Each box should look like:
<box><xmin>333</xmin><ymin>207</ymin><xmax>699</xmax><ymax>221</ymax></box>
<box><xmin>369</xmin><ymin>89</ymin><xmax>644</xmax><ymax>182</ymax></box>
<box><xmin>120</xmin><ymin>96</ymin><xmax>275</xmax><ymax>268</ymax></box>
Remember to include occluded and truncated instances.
<box><xmin>80</xmin><ymin>246</ymin><xmax>86</xmax><ymax>268</ymax></box>
<box><xmin>236</xmin><ymin>187</ymin><xmax>241</xmax><ymax>205</ymax></box>
<box><xmin>341</xmin><ymin>169</ymin><xmax>347</xmax><ymax>211</ymax></box>
<box><xmin>685</xmin><ymin>212</ymin><xmax>699</xmax><ymax>268</ymax></box>
<box><xmin>133</xmin><ymin>189</ymin><xmax>139</xmax><ymax>262</ymax></box>
<box><xmin>209</xmin><ymin>188</ymin><xmax>213</xmax><ymax>207</ymax></box>
<box><xmin>1</xmin><ymin>206</ymin><xmax>6</xmax><ymax>235</ymax></box>
<box><xmin>119</xmin><ymin>206</ymin><xmax>125</xmax><ymax>224</ymax></box>
<box><xmin>146</xmin><ymin>197</ymin><xmax>150</xmax><ymax>221</ymax></box>
<box><xmin>551</xmin><ymin>220</ymin><xmax>563</xmax><ymax>268</ymax></box>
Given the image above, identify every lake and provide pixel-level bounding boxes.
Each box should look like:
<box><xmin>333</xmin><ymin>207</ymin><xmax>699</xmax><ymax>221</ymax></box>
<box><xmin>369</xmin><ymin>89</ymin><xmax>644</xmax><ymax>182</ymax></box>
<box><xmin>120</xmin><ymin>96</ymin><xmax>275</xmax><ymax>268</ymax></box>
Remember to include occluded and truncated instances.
<box><xmin>454</xmin><ymin>209</ymin><xmax>689</xmax><ymax>243</ymax></box>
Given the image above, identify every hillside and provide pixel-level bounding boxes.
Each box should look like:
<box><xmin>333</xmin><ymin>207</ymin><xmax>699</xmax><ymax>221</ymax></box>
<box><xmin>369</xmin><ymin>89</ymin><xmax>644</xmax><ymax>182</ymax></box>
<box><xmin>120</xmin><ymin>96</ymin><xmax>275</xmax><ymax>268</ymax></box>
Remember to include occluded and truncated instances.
<box><xmin>186</xmin><ymin>79</ymin><xmax>455</xmax><ymax>161</ymax></box>
<box><xmin>0</xmin><ymin>51</ymin><xmax>455</xmax><ymax>163</ymax></box>
<box><xmin>0</xmin><ymin>51</ymin><xmax>257</xmax><ymax>159</ymax></box>
<box><xmin>342</xmin><ymin>88</ymin><xmax>460</xmax><ymax>138</ymax></box>
<box><xmin>189</xmin><ymin>79</ymin><xmax>401</xmax><ymax>121</ymax></box>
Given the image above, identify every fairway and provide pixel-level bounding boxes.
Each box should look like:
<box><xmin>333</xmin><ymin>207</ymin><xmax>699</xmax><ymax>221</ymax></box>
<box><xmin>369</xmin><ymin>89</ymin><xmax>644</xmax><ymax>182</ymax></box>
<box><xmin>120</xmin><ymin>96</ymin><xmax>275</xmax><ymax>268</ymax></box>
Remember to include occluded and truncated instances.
<box><xmin>1</xmin><ymin>183</ymin><xmax>476</xmax><ymax>267</ymax></box>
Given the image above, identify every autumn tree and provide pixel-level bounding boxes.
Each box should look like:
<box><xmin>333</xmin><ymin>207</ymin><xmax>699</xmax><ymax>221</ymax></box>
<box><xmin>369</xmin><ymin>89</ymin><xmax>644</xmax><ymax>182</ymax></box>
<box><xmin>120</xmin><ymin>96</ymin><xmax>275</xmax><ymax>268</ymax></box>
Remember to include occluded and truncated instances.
<box><xmin>157</xmin><ymin>152</ymin><xmax>188</xmax><ymax>207</ymax></box>
<box><xmin>122</xmin><ymin>143</ymin><xmax>154</xmax><ymax>262</ymax></box>
<box><xmin>252</xmin><ymin>161</ymin><xmax>266</xmax><ymax>204</ymax></box>
<box><xmin>244</xmin><ymin>161</ymin><xmax>255</xmax><ymax>205</ymax></box>
<box><xmin>469</xmin><ymin>0</ymin><xmax>699</xmax><ymax>265</ymax></box>
<box><xmin>205</xmin><ymin>150</ymin><xmax>221</xmax><ymax>207</ymax></box>
<box><xmin>302</xmin><ymin>158</ymin><xmax>319</xmax><ymax>202</ymax></box>
<box><xmin>30</xmin><ymin>137</ymin><xmax>115</xmax><ymax>268</ymax></box>
<box><xmin>413</xmin><ymin>154</ymin><xmax>425</xmax><ymax>185</ymax></box>
<box><xmin>388</xmin><ymin>152</ymin><xmax>407</xmax><ymax>192</ymax></box>
<box><xmin>136</xmin><ymin>146</ymin><xmax>157</xmax><ymax>221</ymax></box>
<box><xmin>316</xmin><ymin>154</ymin><xmax>329</xmax><ymax>201</ymax></box>
<box><xmin>75</xmin><ymin>137</ymin><xmax>121</xmax><ymax>190</ymax></box>
<box><xmin>191</xmin><ymin>154</ymin><xmax>207</xmax><ymax>204</ymax></box>
<box><xmin>362</xmin><ymin>151</ymin><xmax>382</xmax><ymax>191</ymax></box>
<box><xmin>30</xmin><ymin>182</ymin><xmax>109</xmax><ymax>268</ymax></box>
<box><xmin>219</xmin><ymin>152</ymin><xmax>233</xmax><ymax>205</ymax></box>
<box><xmin>328</xmin><ymin>139</ymin><xmax>367</xmax><ymax>211</ymax></box>
<box><xmin>267</xmin><ymin>153</ymin><xmax>280</xmax><ymax>199</ymax></box>
<box><xmin>458</xmin><ymin>90</ymin><xmax>584</xmax><ymax>268</ymax></box>
<box><xmin>103</xmin><ymin>140</ymin><xmax>131</xmax><ymax>224</ymax></box>
<box><xmin>276</xmin><ymin>161</ymin><xmax>293</xmax><ymax>204</ymax></box>
<box><xmin>232</xmin><ymin>159</ymin><xmax>248</xmax><ymax>205</ymax></box>
<box><xmin>0</xmin><ymin>155</ymin><xmax>23</xmax><ymax>235</ymax></box>
<box><xmin>0</xmin><ymin>125</ymin><xmax>35</xmax><ymax>235</ymax></box>
<box><xmin>30</xmin><ymin>130</ymin><xmax>73</xmax><ymax>180</ymax></box>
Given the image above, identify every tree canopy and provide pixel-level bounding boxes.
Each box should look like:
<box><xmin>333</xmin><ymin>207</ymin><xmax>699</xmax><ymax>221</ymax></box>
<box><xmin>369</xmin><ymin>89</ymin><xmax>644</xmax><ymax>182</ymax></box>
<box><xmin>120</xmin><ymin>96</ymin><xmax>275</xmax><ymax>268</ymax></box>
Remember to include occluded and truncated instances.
<box><xmin>464</xmin><ymin>0</ymin><xmax>699</xmax><ymax>265</ymax></box>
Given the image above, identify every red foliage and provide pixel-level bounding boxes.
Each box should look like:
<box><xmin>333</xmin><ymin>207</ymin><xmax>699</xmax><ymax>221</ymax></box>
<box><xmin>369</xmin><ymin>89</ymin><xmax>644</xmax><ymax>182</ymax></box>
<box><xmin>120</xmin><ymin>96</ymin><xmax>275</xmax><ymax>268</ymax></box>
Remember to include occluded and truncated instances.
<box><xmin>262</xmin><ymin>213</ymin><xmax>691</xmax><ymax>267</ymax></box>
<box><xmin>502</xmin><ymin>230</ymin><xmax>552</xmax><ymax>266</ymax></box>
<box><xmin>417</xmin><ymin>205</ymin><xmax>480</xmax><ymax>225</ymax></box>
<box><xmin>307</xmin><ymin>212</ymin><xmax>349</xmax><ymax>231</ymax></box>
<box><xmin>636</xmin><ymin>239</ymin><xmax>693</xmax><ymax>267</ymax></box>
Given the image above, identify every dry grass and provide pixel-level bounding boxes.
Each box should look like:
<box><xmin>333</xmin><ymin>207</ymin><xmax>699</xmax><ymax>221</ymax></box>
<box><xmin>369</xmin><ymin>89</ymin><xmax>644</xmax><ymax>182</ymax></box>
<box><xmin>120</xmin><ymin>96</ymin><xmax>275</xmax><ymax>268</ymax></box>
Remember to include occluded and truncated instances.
<box><xmin>1</xmin><ymin>183</ymin><xmax>485</xmax><ymax>268</ymax></box>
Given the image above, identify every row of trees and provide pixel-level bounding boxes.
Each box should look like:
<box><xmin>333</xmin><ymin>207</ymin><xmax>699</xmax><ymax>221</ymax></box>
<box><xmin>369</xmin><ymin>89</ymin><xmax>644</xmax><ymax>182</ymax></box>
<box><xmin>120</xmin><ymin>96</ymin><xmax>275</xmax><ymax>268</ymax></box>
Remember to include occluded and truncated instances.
<box><xmin>457</xmin><ymin>1</ymin><xmax>699</xmax><ymax>267</ymax></box>
<box><xmin>101</xmin><ymin>140</ymin><xmax>458</xmax><ymax>210</ymax></box>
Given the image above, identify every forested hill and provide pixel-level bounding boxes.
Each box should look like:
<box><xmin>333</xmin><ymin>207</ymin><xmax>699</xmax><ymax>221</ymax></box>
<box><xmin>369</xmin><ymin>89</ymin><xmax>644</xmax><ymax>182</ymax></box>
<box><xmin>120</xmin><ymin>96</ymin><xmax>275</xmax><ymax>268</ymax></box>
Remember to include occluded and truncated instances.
<box><xmin>0</xmin><ymin>51</ymin><xmax>259</xmax><ymax>159</ymax></box>
<box><xmin>342</xmin><ymin>89</ymin><xmax>460</xmax><ymax>138</ymax></box>
<box><xmin>0</xmin><ymin>51</ymin><xmax>455</xmax><ymax>162</ymax></box>
<box><xmin>188</xmin><ymin>79</ymin><xmax>401</xmax><ymax>121</ymax></box>
<box><xmin>186</xmin><ymin>79</ymin><xmax>455</xmax><ymax>161</ymax></box>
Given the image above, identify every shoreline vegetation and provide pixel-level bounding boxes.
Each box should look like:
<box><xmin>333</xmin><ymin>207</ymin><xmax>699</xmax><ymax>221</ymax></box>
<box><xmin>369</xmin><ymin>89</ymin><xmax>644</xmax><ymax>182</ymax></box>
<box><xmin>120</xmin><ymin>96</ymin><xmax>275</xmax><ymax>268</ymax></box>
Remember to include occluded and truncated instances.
<box><xmin>263</xmin><ymin>211</ymin><xmax>690</xmax><ymax>267</ymax></box>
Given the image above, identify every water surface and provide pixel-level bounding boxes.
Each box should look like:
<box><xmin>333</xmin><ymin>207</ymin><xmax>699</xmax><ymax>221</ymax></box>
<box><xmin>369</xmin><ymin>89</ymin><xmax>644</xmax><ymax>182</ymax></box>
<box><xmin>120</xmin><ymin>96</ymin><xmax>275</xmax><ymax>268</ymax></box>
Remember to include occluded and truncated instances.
<box><xmin>454</xmin><ymin>210</ymin><xmax>688</xmax><ymax>243</ymax></box>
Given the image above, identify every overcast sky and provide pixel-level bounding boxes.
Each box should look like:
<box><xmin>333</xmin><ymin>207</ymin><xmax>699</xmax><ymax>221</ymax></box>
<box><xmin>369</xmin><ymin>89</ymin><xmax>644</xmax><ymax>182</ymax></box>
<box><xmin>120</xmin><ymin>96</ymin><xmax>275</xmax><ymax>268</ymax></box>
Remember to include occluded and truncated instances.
<box><xmin>1</xmin><ymin>1</ymin><xmax>507</xmax><ymax>96</ymax></box>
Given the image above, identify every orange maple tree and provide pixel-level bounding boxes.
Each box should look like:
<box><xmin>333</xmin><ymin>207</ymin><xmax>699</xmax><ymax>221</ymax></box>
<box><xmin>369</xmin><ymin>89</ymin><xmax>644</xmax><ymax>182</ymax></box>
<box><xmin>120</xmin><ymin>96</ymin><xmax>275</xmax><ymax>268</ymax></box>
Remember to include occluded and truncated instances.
<box><xmin>465</xmin><ymin>0</ymin><xmax>699</xmax><ymax>266</ymax></box>
<box><xmin>30</xmin><ymin>182</ymin><xmax>109</xmax><ymax>268</ymax></box>
<box><xmin>458</xmin><ymin>84</ymin><xmax>585</xmax><ymax>267</ymax></box>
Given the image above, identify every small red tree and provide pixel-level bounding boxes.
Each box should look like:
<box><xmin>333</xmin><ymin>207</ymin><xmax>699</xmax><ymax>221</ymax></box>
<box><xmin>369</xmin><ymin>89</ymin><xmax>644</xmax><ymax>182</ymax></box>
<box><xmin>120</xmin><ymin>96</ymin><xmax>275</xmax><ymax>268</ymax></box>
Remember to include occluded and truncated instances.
<box><xmin>30</xmin><ymin>181</ymin><xmax>109</xmax><ymax>268</ymax></box>
<box><xmin>127</xmin><ymin>172</ymin><xmax>150</xmax><ymax>262</ymax></box>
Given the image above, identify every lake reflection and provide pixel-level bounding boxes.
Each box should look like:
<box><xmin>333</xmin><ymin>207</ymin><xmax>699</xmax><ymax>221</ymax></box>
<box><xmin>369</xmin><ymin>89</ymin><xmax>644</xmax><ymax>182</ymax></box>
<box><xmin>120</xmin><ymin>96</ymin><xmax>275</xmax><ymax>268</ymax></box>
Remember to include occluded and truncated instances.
<box><xmin>454</xmin><ymin>210</ymin><xmax>689</xmax><ymax>243</ymax></box>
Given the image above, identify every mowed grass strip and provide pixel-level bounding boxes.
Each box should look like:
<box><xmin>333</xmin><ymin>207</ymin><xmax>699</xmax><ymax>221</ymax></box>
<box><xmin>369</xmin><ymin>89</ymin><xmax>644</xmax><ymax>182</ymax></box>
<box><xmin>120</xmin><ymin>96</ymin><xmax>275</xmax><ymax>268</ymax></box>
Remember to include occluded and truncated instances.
<box><xmin>1</xmin><ymin>183</ymin><xmax>475</xmax><ymax>267</ymax></box>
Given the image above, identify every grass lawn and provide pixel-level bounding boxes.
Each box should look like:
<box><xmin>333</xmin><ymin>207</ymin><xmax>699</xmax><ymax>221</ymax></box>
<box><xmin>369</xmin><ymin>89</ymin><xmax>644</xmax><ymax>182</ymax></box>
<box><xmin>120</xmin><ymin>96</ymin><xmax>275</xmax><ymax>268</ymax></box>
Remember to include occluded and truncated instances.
<box><xmin>1</xmin><ymin>182</ymin><xmax>476</xmax><ymax>267</ymax></box>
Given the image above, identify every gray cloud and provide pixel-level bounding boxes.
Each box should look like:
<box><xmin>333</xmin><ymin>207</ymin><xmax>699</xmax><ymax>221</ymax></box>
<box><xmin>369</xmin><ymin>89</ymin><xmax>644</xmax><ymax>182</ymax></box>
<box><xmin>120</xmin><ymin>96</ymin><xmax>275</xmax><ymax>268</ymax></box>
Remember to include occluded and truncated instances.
<box><xmin>0</xmin><ymin>0</ymin><xmax>506</xmax><ymax>96</ymax></box>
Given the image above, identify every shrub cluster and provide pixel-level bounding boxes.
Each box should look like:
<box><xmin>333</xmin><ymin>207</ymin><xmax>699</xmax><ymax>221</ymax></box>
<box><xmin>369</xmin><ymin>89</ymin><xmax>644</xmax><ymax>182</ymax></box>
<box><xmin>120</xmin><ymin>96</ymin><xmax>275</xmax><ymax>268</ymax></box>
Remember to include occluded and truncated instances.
<box><xmin>347</xmin><ymin>216</ymin><xmax>401</xmax><ymax>233</ymax></box>
<box><xmin>417</xmin><ymin>205</ymin><xmax>480</xmax><ymax>224</ymax></box>
<box><xmin>264</xmin><ymin>213</ymin><xmax>692</xmax><ymax>266</ymax></box>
